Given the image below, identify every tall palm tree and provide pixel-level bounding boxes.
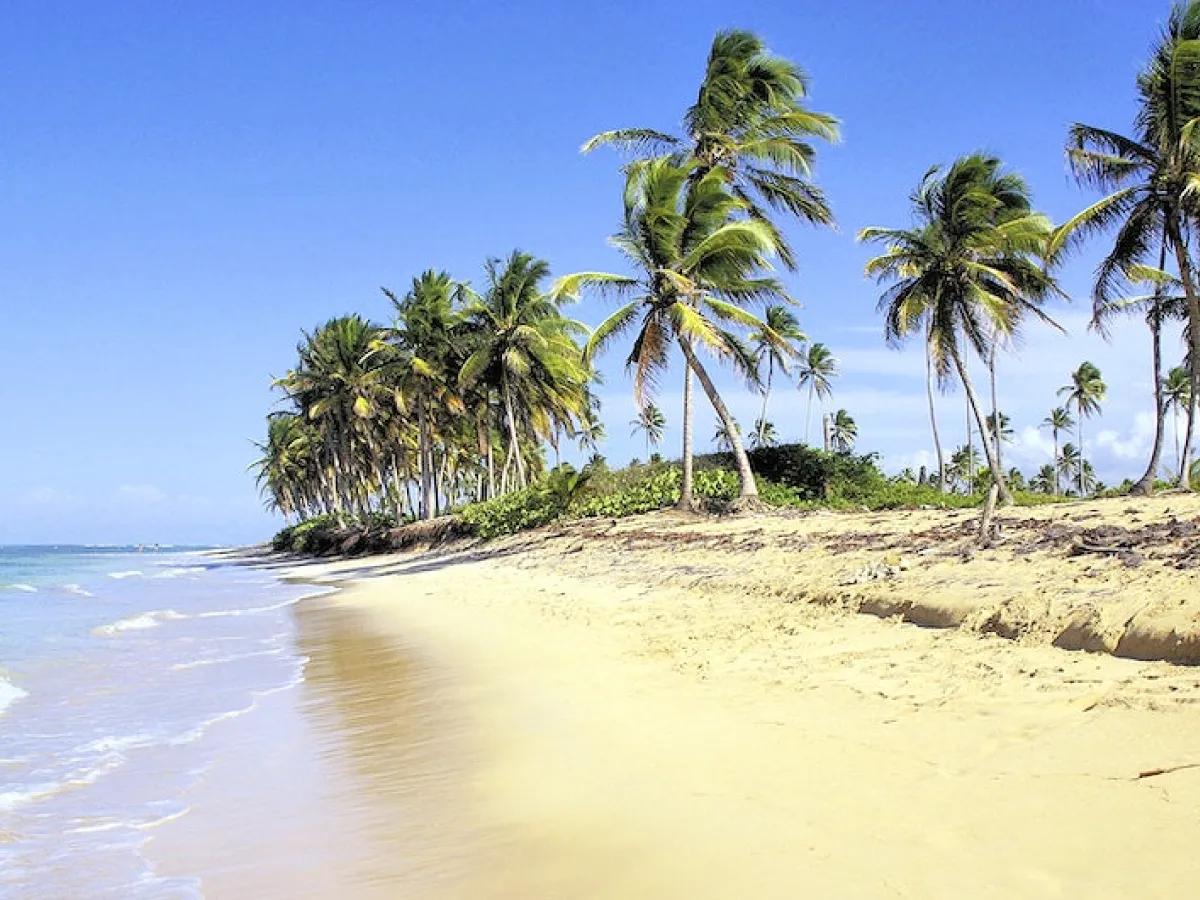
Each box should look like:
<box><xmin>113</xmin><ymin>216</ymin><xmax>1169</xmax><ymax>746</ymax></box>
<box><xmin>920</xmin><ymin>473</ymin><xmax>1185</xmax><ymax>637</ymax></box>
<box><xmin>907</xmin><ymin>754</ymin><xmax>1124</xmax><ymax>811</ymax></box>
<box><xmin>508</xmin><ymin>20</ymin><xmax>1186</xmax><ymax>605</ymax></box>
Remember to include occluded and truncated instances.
<box><xmin>749</xmin><ymin>305</ymin><xmax>806</xmax><ymax>445</ymax></box>
<box><xmin>796</xmin><ymin>343</ymin><xmax>837</xmax><ymax>444</ymax></box>
<box><xmin>829</xmin><ymin>409</ymin><xmax>857</xmax><ymax>453</ymax></box>
<box><xmin>1164</xmin><ymin>365</ymin><xmax>1194</xmax><ymax>479</ymax></box>
<box><xmin>459</xmin><ymin>251</ymin><xmax>590</xmax><ymax>494</ymax></box>
<box><xmin>1054</xmin><ymin>2</ymin><xmax>1200</xmax><ymax>491</ymax></box>
<box><xmin>1058</xmin><ymin>362</ymin><xmax>1107</xmax><ymax>497</ymax></box>
<box><xmin>552</xmin><ymin>157</ymin><xmax>788</xmax><ymax>506</ymax></box>
<box><xmin>1030</xmin><ymin>464</ymin><xmax>1058</xmax><ymax>495</ymax></box>
<box><xmin>860</xmin><ymin>153</ymin><xmax>1061</xmax><ymax>505</ymax></box>
<box><xmin>1040</xmin><ymin>407</ymin><xmax>1075</xmax><ymax>496</ymax></box>
<box><xmin>583</xmin><ymin>29</ymin><xmax>839</xmax><ymax>270</ymax></box>
<box><xmin>381</xmin><ymin>272</ymin><xmax>465</xmax><ymax>519</ymax></box>
<box><xmin>631</xmin><ymin>404</ymin><xmax>667</xmax><ymax>457</ymax></box>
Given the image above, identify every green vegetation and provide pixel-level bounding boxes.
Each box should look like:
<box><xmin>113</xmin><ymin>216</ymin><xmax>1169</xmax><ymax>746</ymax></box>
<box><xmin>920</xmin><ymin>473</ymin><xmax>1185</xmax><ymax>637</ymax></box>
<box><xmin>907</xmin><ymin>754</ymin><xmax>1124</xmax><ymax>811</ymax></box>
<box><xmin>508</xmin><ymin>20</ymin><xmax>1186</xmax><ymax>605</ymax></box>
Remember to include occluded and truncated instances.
<box><xmin>258</xmin><ymin>9</ymin><xmax>1200</xmax><ymax>554</ymax></box>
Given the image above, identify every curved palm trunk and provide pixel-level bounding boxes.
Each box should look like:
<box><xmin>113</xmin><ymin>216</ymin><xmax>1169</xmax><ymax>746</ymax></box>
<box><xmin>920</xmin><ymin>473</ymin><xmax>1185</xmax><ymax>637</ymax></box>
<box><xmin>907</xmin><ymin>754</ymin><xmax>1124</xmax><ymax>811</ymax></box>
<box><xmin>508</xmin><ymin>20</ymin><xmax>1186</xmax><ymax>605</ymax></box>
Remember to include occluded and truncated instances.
<box><xmin>1166</xmin><ymin>221</ymin><xmax>1198</xmax><ymax>491</ymax></box>
<box><xmin>925</xmin><ymin>340</ymin><xmax>946</xmax><ymax>493</ymax></box>
<box><xmin>678</xmin><ymin>363</ymin><xmax>695</xmax><ymax>510</ymax></box>
<box><xmin>951</xmin><ymin>350</ymin><xmax>1013</xmax><ymax>505</ymax></box>
<box><xmin>965</xmin><ymin>393</ymin><xmax>973</xmax><ymax>495</ymax></box>
<box><xmin>1078</xmin><ymin>410</ymin><xmax>1086</xmax><ymax>497</ymax></box>
<box><xmin>679</xmin><ymin>338</ymin><xmax>758</xmax><ymax>500</ymax></box>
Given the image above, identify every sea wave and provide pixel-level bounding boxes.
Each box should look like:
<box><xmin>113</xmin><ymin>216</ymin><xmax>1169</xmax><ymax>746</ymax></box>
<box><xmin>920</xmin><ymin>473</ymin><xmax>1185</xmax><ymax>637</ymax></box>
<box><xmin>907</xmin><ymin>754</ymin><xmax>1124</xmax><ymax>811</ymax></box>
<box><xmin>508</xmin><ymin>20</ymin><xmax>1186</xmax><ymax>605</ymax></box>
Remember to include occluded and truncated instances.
<box><xmin>61</xmin><ymin>583</ymin><xmax>94</xmax><ymax>597</ymax></box>
<box><xmin>106</xmin><ymin>570</ymin><xmax>144</xmax><ymax>580</ymax></box>
<box><xmin>93</xmin><ymin>610</ymin><xmax>185</xmax><ymax>637</ymax></box>
<box><xmin>169</xmin><ymin>646</ymin><xmax>286</xmax><ymax>671</ymax></box>
<box><xmin>151</xmin><ymin>566</ymin><xmax>206</xmax><ymax>580</ymax></box>
<box><xmin>195</xmin><ymin>596</ymin><xmax>307</xmax><ymax>618</ymax></box>
<box><xmin>0</xmin><ymin>676</ymin><xmax>28</xmax><ymax>717</ymax></box>
<box><xmin>5</xmin><ymin>583</ymin><xmax>38</xmax><ymax>593</ymax></box>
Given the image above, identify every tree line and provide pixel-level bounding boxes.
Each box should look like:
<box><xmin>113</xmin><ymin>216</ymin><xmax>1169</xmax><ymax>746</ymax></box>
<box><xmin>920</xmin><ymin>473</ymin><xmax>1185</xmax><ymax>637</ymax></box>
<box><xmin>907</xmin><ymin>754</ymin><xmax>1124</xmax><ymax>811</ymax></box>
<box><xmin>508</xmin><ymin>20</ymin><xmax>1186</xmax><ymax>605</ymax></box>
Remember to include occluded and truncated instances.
<box><xmin>255</xmin><ymin>5</ymin><xmax>1200</xmax><ymax>522</ymax></box>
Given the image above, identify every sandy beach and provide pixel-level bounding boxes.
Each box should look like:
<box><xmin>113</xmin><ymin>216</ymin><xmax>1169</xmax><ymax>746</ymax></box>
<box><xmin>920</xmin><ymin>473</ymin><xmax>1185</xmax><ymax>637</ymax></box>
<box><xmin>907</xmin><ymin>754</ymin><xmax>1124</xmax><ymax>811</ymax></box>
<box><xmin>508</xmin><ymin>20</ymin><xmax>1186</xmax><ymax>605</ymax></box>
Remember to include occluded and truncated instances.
<box><xmin>154</xmin><ymin>495</ymin><xmax>1200</xmax><ymax>897</ymax></box>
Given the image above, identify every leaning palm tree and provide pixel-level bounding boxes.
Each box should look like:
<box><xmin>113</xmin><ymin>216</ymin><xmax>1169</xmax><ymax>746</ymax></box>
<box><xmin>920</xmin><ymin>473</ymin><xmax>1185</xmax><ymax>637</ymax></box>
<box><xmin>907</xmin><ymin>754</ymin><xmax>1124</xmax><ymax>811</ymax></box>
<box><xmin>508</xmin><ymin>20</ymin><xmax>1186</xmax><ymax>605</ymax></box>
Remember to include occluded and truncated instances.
<box><xmin>860</xmin><ymin>153</ymin><xmax>1061</xmax><ymax>505</ymax></box>
<box><xmin>631</xmin><ymin>403</ymin><xmax>667</xmax><ymax>457</ymax></box>
<box><xmin>796</xmin><ymin>342</ymin><xmax>837</xmax><ymax>444</ymax></box>
<box><xmin>552</xmin><ymin>157</ymin><xmax>788</xmax><ymax>506</ymax></box>
<box><xmin>1164</xmin><ymin>365</ymin><xmax>1194</xmax><ymax>479</ymax></box>
<box><xmin>749</xmin><ymin>305</ymin><xmax>806</xmax><ymax>445</ymax></box>
<box><xmin>829</xmin><ymin>409</ymin><xmax>857</xmax><ymax>452</ymax></box>
<box><xmin>1054</xmin><ymin>2</ymin><xmax>1200</xmax><ymax>491</ymax></box>
<box><xmin>583</xmin><ymin>29</ymin><xmax>839</xmax><ymax>270</ymax></box>
<box><xmin>1040</xmin><ymin>407</ymin><xmax>1075</xmax><ymax>496</ymax></box>
<box><xmin>1058</xmin><ymin>362</ymin><xmax>1107</xmax><ymax>497</ymax></box>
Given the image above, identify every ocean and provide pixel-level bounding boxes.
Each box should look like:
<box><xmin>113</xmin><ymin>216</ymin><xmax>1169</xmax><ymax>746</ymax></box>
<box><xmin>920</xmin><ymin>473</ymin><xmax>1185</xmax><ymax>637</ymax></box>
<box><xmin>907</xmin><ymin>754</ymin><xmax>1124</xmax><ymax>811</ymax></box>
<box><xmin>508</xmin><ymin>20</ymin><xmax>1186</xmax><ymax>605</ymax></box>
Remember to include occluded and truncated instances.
<box><xmin>0</xmin><ymin>545</ymin><xmax>319</xmax><ymax>898</ymax></box>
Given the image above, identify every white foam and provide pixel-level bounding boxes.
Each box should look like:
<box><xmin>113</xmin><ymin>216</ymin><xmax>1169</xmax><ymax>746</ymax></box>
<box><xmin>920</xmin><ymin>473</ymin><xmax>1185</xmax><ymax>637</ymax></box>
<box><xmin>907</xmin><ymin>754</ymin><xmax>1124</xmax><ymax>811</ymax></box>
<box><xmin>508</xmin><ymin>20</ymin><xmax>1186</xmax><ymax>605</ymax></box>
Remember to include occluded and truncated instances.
<box><xmin>169</xmin><ymin>647</ymin><xmax>285</xmax><ymax>671</ymax></box>
<box><xmin>0</xmin><ymin>676</ymin><xmax>28</xmax><ymax>717</ymax></box>
<box><xmin>106</xmin><ymin>570</ymin><xmax>144</xmax><ymax>580</ymax></box>
<box><xmin>61</xmin><ymin>584</ymin><xmax>94</xmax><ymax>597</ymax></box>
<box><xmin>151</xmin><ymin>566</ymin><xmax>205</xmax><ymax>580</ymax></box>
<box><xmin>93</xmin><ymin>610</ymin><xmax>185</xmax><ymax>637</ymax></box>
<box><xmin>195</xmin><ymin>596</ymin><xmax>303</xmax><ymax>618</ymax></box>
<box><xmin>8</xmin><ymin>583</ymin><xmax>37</xmax><ymax>593</ymax></box>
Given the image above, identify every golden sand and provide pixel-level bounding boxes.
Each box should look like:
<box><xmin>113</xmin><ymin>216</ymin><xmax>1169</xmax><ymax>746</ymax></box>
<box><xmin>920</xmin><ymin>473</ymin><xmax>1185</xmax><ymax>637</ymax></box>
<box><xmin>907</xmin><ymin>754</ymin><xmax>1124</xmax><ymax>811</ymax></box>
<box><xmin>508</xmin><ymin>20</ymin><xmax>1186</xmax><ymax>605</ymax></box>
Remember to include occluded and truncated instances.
<box><xmin>157</xmin><ymin>495</ymin><xmax>1200</xmax><ymax>897</ymax></box>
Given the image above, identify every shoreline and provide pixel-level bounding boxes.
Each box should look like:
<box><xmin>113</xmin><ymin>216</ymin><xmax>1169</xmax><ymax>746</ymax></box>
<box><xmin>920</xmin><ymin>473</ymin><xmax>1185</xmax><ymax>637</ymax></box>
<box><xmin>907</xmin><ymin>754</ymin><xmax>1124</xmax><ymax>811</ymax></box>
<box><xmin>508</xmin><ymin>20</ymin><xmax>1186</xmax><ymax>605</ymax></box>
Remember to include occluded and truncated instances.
<box><xmin>160</xmin><ymin>496</ymin><xmax>1200</xmax><ymax>896</ymax></box>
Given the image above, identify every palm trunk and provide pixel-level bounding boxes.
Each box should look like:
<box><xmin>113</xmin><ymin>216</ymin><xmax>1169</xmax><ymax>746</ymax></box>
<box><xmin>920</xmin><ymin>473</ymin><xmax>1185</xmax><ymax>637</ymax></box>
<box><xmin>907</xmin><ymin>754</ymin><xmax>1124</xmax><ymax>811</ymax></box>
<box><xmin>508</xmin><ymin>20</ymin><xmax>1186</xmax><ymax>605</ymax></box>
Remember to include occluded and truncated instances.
<box><xmin>501</xmin><ymin>370</ymin><xmax>526</xmax><ymax>489</ymax></box>
<box><xmin>1052</xmin><ymin>432</ymin><xmax>1060</xmax><ymax>497</ymax></box>
<box><xmin>678</xmin><ymin>362</ymin><xmax>695</xmax><ymax>510</ymax></box>
<box><xmin>925</xmin><ymin>342</ymin><xmax>946</xmax><ymax>493</ymax></box>
<box><xmin>1134</xmin><ymin>243</ymin><xmax>1169</xmax><ymax>494</ymax></box>
<box><xmin>965</xmin><ymin>392</ymin><xmax>973</xmax><ymax>495</ymax></box>
<box><xmin>1167</xmin><ymin>220</ymin><xmax>1198</xmax><ymax>491</ymax></box>
<box><xmin>1078</xmin><ymin>410</ymin><xmax>1086</xmax><ymax>497</ymax></box>
<box><xmin>989</xmin><ymin>342</ymin><xmax>1002</xmax><ymax>473</ymax></box>
<box><xmin>758</xmin><ymin>358</ymin><xmax>774</xmax><ymax>444</ymax></box>
<box><xmin>679</xmin><ymin>337</ymin><xmax>758</xmax><ymax>501</ymax></box>
<box><xmin>951</xmin><ymin>350</ymin><xmax>1013</xmax><ymax>505</ymax></box>
<box><xmin>805</xmin><ymin>383</ymin><xmax>814</xmax><ymax>445</ymax></box>
<box><xmin>417</xmin><ymin>400</ymin><xmax>434</xmax><ymax>520</ymax></box>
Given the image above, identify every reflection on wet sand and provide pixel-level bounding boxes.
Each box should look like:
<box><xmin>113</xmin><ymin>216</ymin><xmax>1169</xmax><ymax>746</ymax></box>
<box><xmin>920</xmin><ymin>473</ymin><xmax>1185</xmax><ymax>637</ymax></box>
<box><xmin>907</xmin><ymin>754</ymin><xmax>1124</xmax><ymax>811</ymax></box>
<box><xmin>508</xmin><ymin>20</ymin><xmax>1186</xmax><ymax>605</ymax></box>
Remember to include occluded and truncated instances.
<box><xmin>149</xmin><ymin>594</ymin><xmax>491</xmax><ymax>899</ymax></box>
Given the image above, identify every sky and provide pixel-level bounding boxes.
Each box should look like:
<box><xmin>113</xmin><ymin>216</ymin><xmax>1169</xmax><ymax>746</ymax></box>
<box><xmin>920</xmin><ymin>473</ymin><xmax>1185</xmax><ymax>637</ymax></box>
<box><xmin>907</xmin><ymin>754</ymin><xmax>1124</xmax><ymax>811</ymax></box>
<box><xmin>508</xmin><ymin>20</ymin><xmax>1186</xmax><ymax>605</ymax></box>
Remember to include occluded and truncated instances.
<box><xmin>0</xmin><ymin>0</ymin><xmax>1190</xmax><ymax>545</ymax></box>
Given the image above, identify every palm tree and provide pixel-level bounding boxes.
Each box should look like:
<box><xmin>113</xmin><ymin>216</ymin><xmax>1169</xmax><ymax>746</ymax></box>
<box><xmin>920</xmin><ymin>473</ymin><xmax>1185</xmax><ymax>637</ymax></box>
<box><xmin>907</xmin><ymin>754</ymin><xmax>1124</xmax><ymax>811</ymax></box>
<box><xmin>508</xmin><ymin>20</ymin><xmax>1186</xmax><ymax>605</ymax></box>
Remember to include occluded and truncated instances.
<box><xmin>749</xmin><ymin>305</ymin><xmax>806</xmax><ymax>445</ymax></box>
<box><xmin>583</xmin><ymin>29</ymin><xmax>839</xmax><ymax>270</ymax></box>
<box><xmin>714</xmin><ymin>420</ymin><xmax>742</xmax><ymax>452</ymax></box>
<box><xmin>552</xmin><ymin>157</ymin><xmax>789</xmax><ymax>506</ymax></box>
<box><xmin>1031</xmin><ymin>464</ymin><xmax>1058</xmax><ymax>495</ymax></box>
<box><xmin>1054</xmin><ymin>2</ymin><xmax>1200</xmax><ymax>491</ymax></box>
<box><xmin>750</xmin><ymin>418</ymin><xmax>778</xmax><ymax>448</ymax></box>
<box><xmin>796</xmin><ymin>343</ymin><xmax>837</xmax><ymax>444</ymax></box>
<box><xmin>1058</xmin><ymin>442</ymin><xmax>1083</xmax><ymax>495</ymax></box>
<box><xmin>860</xmin><ymin>153</ymin><xmax>1061</xmax><ymax>505</ymax></box>
<box><xmin>1058</xmin><ymin>362</ymin><xmax>1107</xmax><ymax>497</ymax></box>
<box><xmin>829</xmin><ymin>409</ymin><xmax>857</xmax><ymax>453</ymax></box>
<box><xmin>1040</xmin><ymin>407</ymin><xmax>1074</xmax><ymax>496</ymax></box>
<box><xmin>1164</xmin><ymin>365</ymin><xmax>1194</xmax><ymax>479</ymax></box>
<box><xmin>631</xmin><ymin>404</ymin><xmax>667</xmax><ymax>457</ymax></box>
<box><xmin>459</xmin><ymin>251</ymin><xmax>590</xmax><ymax>495</ymax></box>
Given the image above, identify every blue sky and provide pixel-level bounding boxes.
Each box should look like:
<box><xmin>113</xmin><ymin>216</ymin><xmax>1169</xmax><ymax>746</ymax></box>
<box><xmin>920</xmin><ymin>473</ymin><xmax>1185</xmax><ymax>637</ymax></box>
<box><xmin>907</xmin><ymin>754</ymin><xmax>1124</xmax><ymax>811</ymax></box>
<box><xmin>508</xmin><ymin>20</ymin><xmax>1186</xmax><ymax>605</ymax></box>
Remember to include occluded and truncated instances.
<box><xmin>0</xmin><ymin>1</ymin><xmax>1187</xmax><ymax>544</ymax></box>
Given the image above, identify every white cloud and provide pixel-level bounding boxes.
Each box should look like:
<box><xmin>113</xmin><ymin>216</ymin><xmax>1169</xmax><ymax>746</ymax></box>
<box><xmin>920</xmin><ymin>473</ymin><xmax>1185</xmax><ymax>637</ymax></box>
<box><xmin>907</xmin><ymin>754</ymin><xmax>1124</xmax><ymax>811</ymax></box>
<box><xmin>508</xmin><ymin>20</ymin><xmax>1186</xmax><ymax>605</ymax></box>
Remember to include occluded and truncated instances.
<box><xmin>16</xmin><ymin>486</ymin><xmax>77</xmax><ymax>507</ymax></box>
<box><xmin>112</xmin><ymin>484</ymin><xmax>168</xmax><ymax>506</ymax></box>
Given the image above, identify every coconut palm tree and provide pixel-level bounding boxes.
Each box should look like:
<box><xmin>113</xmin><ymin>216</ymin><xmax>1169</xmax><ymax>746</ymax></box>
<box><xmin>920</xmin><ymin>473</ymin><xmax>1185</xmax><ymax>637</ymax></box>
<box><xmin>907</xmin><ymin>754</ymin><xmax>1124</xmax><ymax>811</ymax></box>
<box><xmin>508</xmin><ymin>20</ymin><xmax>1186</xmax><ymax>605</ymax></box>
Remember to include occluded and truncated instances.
<box><xmin>1040</xmin><ymin>407</ymin><xmax>1075</xmax><ymax>496</ymax></box>
<box><xmin>749</xmin><ymin>305</ymin><xmax>806</xmax><ymax>445</ymax></box>
<box><xmin>1058</xmin><ymin>362</ymin><xmax>1107</xmax><ymax>497</ymax></box>
<box><xmin>750</xmin><ymin>418</ymin><xmax>778</xmax><ymax>448</ymax></box>
<box><xmin>459</xmin><ymin>251</ymin><xmax>591</xmax><ymax>494</ymax></box>
<box><xmin>860</xmin><ymin>153</ymin><xmax>1061</xmax><ymax>505</ymax></box>
<box><xmin>583</xmin><ymin>29</ymin><xmax>839</xmax><ymax>270</ymax></box>
<box><xmin>829</xmin><ymin>409</ymin><xmax>857</xmax><ymax>453</ymax></box>
<box><xmin>1030</xmin><ymin>464</ymin><xmax>1058</xmax><ymax>495</ymax></box>
<box><xmin>552</xmin><ymin>156</ymin><xmax>789</xmax><ymax>506</ymax></box>
<box><xmin>1058</xmin><ymin>442</ymin><xmax>1082</xmax><ymax>495</ymax></box>
<box><xmin>1054</xmin><ymin>2</ymin><xmax>1200</xmax><ymax>491</ymax></box>
<box><xmin>1164</xmin><ymin>365</ymin><xmax>1194</xmax><ymax>478</ymax></box>
<box><xmin>796</xmin><ymin>343</ymin><xmax>837</xmax><ymax>444</ymax></box>
<box><xmin>631</xmin><ymin>404</ymin><xmax>667</xmax><ymax>457</ymax></box>
<box><xmin>714</xmin><ymin>420</ymin><xmax>742</xmax><ymax>452</ymax></box>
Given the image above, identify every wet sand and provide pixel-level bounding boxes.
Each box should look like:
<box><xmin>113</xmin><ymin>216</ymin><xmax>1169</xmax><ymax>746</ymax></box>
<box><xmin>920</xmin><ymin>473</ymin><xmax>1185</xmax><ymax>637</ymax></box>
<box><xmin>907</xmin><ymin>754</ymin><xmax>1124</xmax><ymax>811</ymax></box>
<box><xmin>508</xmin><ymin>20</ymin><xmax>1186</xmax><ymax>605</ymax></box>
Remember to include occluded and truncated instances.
<box><xmin>154</xmin><ymin>496</ymin><xmax>1200</xmax><ymax>897</ymax></box>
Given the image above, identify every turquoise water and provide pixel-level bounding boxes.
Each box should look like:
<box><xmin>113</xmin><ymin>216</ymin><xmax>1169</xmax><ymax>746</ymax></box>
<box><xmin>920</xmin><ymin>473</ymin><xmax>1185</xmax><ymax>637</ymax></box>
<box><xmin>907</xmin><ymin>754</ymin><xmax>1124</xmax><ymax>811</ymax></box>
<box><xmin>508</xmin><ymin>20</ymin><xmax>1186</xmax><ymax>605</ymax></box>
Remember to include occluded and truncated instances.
<box><xmin>0</xmin><ymin>546</ymin><xmax>319</xmax><ymax>898</ymax></box>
